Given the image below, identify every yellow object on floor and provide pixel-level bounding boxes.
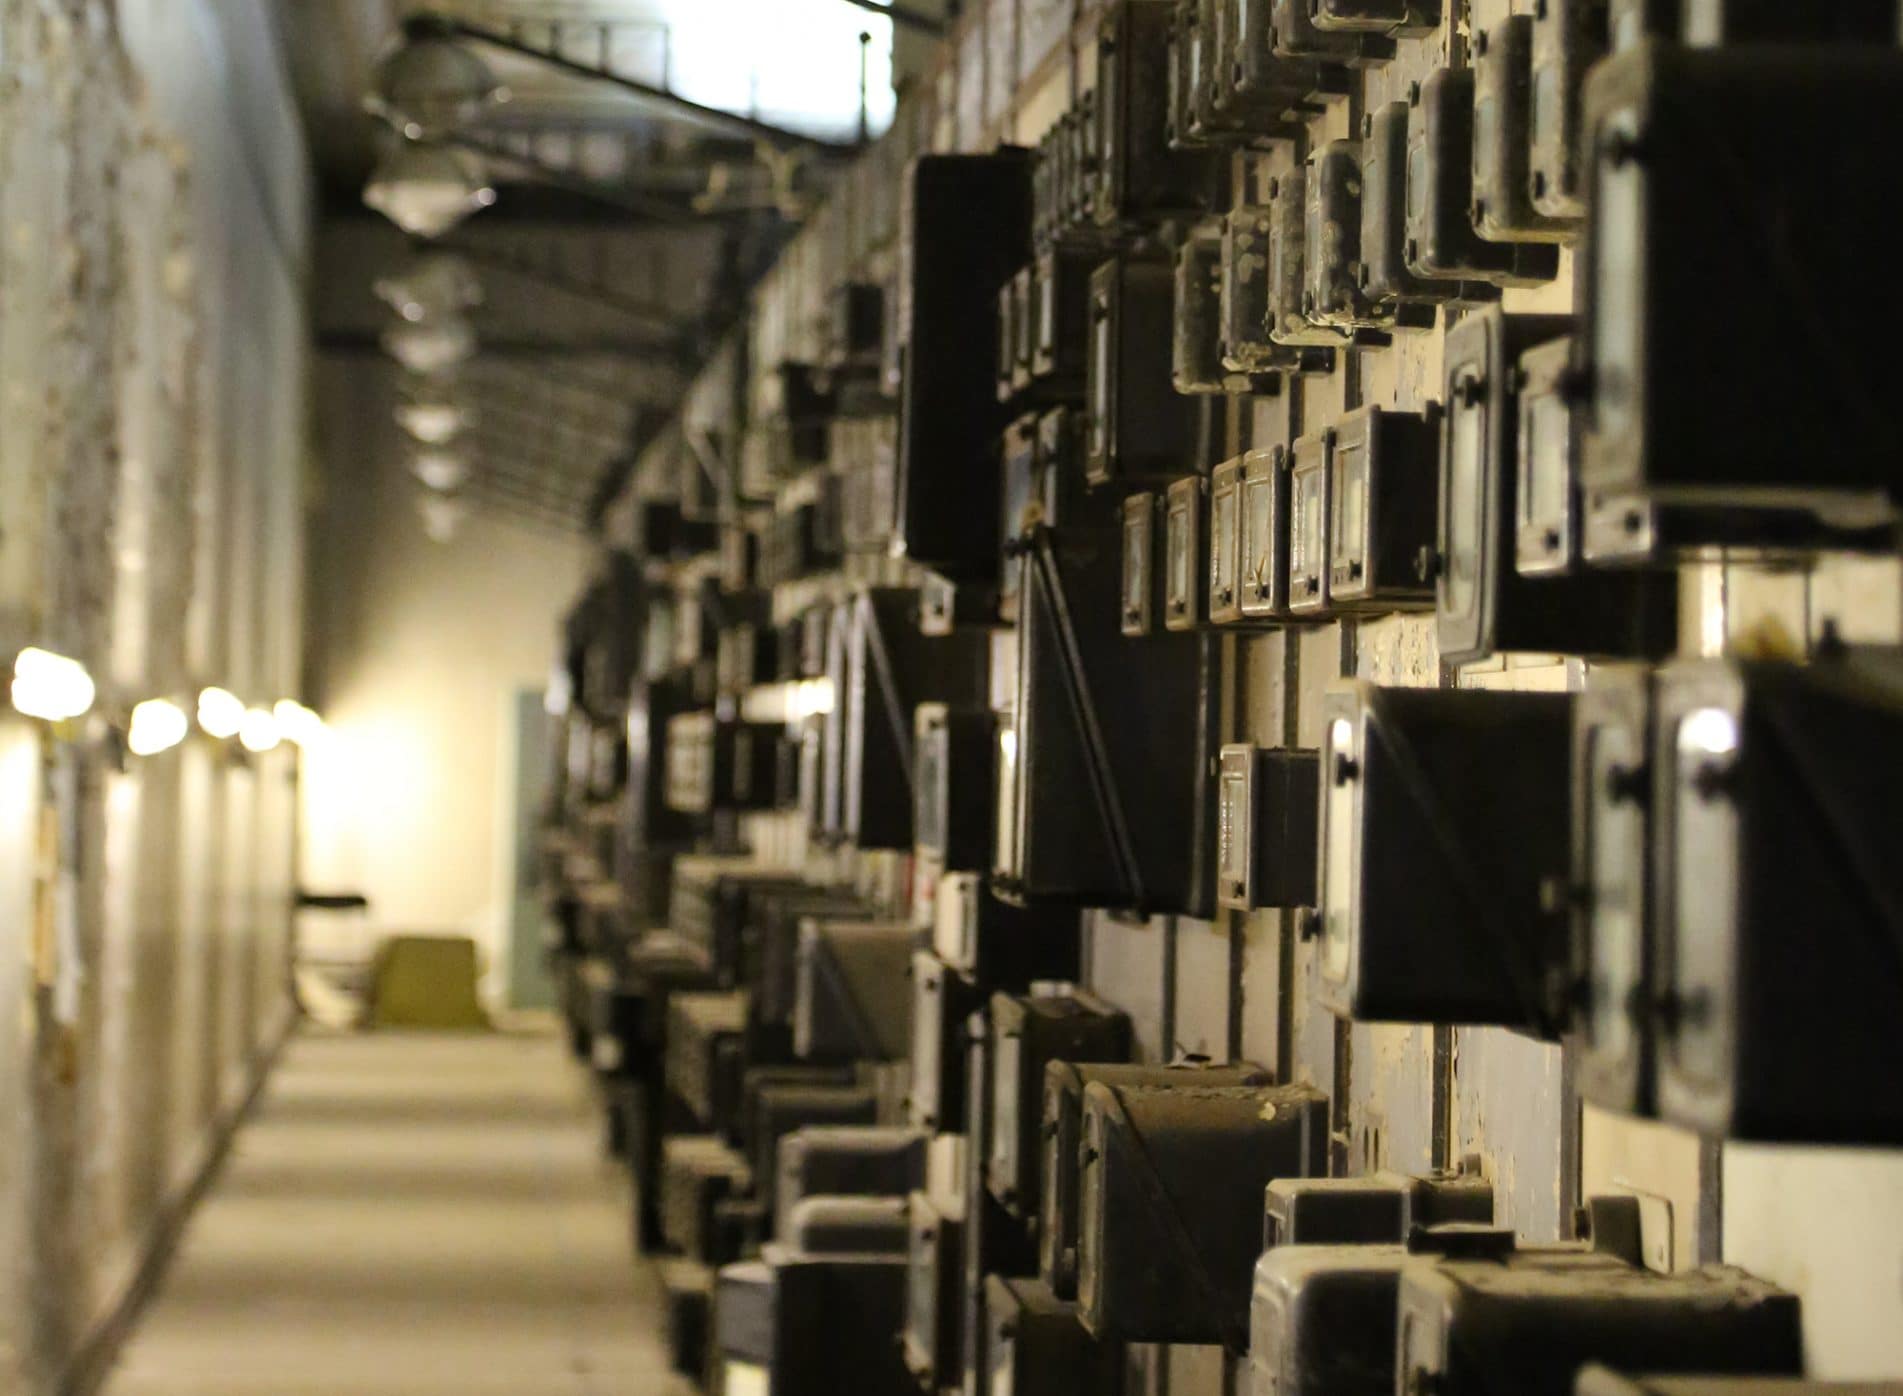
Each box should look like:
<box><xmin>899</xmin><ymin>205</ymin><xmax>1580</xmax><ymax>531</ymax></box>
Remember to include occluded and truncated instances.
<box><xmin>370</xmin><ymin>935</ymin><xmax>490</xmax><ymax>1030</ymax></box>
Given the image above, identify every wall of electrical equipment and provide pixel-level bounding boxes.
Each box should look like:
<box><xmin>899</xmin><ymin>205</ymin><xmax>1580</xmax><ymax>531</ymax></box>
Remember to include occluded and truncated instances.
<box><xmin>543</xmin><ymin>3</ymin><xmax>1903</xmax><ymax>1396</ymax></box>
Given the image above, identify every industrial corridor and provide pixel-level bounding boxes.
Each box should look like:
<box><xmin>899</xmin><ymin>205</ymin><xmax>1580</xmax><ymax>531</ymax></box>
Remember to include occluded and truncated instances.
<box><xmin>8</xmin><ymin>1</ymin><xmax>1903</xmax><ymax>1395</ymax></box>
<box><xmin>102</xmin><ymin>1029</ymin><xmax>687</xmax><ymax>1396</ymax></box>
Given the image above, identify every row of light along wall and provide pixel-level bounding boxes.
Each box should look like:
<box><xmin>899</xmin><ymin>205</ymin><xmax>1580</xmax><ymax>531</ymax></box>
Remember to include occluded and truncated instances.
<box><xmin>9</xmin><ymin>648</ymin><xmax>324</xmax><ymax>757</ymax></box>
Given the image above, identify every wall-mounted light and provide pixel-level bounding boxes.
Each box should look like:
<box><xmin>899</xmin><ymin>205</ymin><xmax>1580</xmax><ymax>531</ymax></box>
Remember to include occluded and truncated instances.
<box><xmin>383</xmin><ymin>316</ymin><xmax>476</xmax><ymax>375</ymax></box>
<box><xmin>364</xmin><ymin>144</ymin><xmax>497</xmax><ymax>239</ymax></box>
<box><xmin>10</xmin><ymin>647</ymin><xmax>96</xmax><ymax>723</ymax></box>
<box><xmin>396</xmin><ymin>399</ymin><xmax>473</xmax><ymax>446</ymax></box>
<box><xmin>272</xmin><ymin>700</ymin><xmax>326</xmax><ymax>749</ymax></box>
<box><xmin>368</xmin><ymin>34</ymin><xmax>505</xmax><ymax>140</ymax></box>
<box><xmin>196</xmin><ymin>687</ymin><xmax>245</xmax><ymax>740</ymax></box>
<box><xmin>127</xmin><ymin>698</ymin><xmax>189</xmax><ymax>756</ymax></box>
<box><xmin>239</xmin><ymin>708</ymin><xmax>281</xmax><ymax>754</ymax></box>
<box><xmin>411</xmin><ymin>450</ymin><xmax>470</xmax><ymax>492</ymax></box>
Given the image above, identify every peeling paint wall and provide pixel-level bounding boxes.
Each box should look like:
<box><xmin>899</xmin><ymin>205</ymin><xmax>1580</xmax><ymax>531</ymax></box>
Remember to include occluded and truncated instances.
<box><xmin>0</xmin><ymin>2</ymin><xmax>309</xmax><ymax>1390</ymax></box>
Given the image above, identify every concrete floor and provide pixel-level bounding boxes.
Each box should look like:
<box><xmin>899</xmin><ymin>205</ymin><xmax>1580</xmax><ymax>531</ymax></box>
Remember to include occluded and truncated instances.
<box><xmin>104</xmin><ymin>1029</ymin><xmax>691</xmax><ymax>1396</ymax></box>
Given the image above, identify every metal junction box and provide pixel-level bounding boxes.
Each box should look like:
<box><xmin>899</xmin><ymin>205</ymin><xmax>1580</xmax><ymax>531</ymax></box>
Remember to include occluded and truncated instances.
<box><xmin>985</xmin><ymin>988</ymin><xmax>1132</xmax><ymax>1222</ymax></box>
<box><xmin>1317</xmin><ymin>683</ymin><xmax>1574</xmax><ymax>1031</ymax></box>
<box><xmin>714</xmin><ymin>1249</ymin><xmax>914</xmax><ymax>1396</ymax></box>
<box><xmin>744</xmin><ymin>1077</ymin><xmax>880</xmax><ymax>1188</ymax></box>
<box><xmin>775</xmin><ymin>1126</ymin><xmax>928</xmax><ymax>1239</ymax></box>
<box><xmin>1529</xmin><ymin>0</ymin><xmax>1608</xmax><ymax>222</ymax></box>
<box><xmin>1222</xmin><ymin>205</ymin><xmax>1339</xmax><ymax>379</ymax></box>
<box><xmin>907</xmin><ymin>949</ymin><xmax>981</xmax><ymax>1133</ymax></box>
<box><xmin>1217</xmin><ymin>744</ymin><xmax>1322</xmax><ymax>911</ymax></box>
<box><xmin>793</xmin><ymin>918</ymin><xmax>915</xmax><ymax>1063</ymax></box>
<box><xmin>1122</xmin><ymin>492</ymin><xmax>1160</xmax><ymax>638</ymax></box>
<box><xmin>1076</xmin><ymin>1079</ymin><xmax>1329</xmax><ymax>1344</ymax></box>
<box><xmin>1360</xmin><ymin>99</ymin><xmax>1495</xmax><ymax>310</ymax></box>
<box><xmin>1577</xmin><ymin>43</ymin><xmax>1903</xmax><ymax>554</ymax></box>
<box><xmin>1164</xmin><ymin>475</ymin><xmax>1208</xmax><ymax>631</ymax></box>
<box><xmin>1086</xmin><ymin>255</ymin><xmax>1201</xmax><ymax>487</ymax></box>
<box><xmin>1405</xmin><ymin>69</ymin><xmax>1559</xmax><ymax>286</ymax></box>
<box><xmin>659</xmin><ymin>1135</ymin><xmax>752</xmax><ymax>1261</ymax></box>
<box><xmin>1239</xmin><ymin>446</ymin><xmax>1298</xmax><ymax>621</ymax></box>
<box><xmin>664</xmin><ymin>712</ymin><xmax>781</xmax><ymax>816</ymax></box>
<box><xmin>1397</xmin><ymin>1245</ymin><xmax>1804</xmax><ymax>1396</ymax></box>
<box><xmin>1306</xmin><ymin>140</ymin><xmax>1436</xmax><ymax>335</ymax></box>
<box><xmin>1472</xmin><ymin>16</ymin><xmax>1578</xmax><ymax>244</ymax></box>
<box><xmin>1250</xmin><ymin>1243</ymin><xmax>1413</xmax><ymax>1396</ymax></box>
<box><xmin>1040</xmin><ymin>1059</ymin><xmax>1275</xmax><ymax>1300</ymax></box>
<box><xmin>903</xmin><ymin>1189</ymin><xmax>968</xmax><ymax>1393</ymax></box>
<box><xmin>1565</xmin><ymin>666</ymin><xmax>1657</xmax><ymax>1117</ymax></box>
<box><xmin>666</xmin><ymin>990</ymin><xmax>757</xmax><ymax>1131</ymax></box>
<box><xmin>927</xmin><ymin>870</ymin><xmax>1082</xmax><ymax>986</ymax></box>
<box><xmin>1438</xmin><ymin>305</ymin><xmax>1678</xmax><ymax>666</ymax></box>
<box><xmin>1000</xmin><ymin>522</ymin><xmax>1221</xmax><ymax>915</ymax></box>
<box><xmin>897</xmin><ymin>152</ymin><xmax>1033</xmax><ymax>581</ymax></box>
<box><xmin>1514</xmin><ymin>335</ymin><xmax>1582</xmax><ymax>579</ymax></box>
<box><xmin>1650</xmin><ymin>654</ymin><xmax>1903</xmax><ymax>1144</ymax></box>
<box><xmin>1681</xmin><ymin>0</ymin><xmax>1900</xmax><ymax>43</ymax></box>
<box><xmin>1094</xmin><ymin>0</ymin><xmax>1223</xmax><ymax>230</ymax></box>
<box><xmin>1327</xmin><ymin>405</ymin><xmax>1441</xmax><ymax>613</ymax></box>
<box><xmin>1270</xmin><ymin>0</ymin><xmax>1396</xmax><ymax>63</ymax></box>
<box><xmin>1208</xmin><ymin>455</ymin><xmax>1248</xmax><ymax>625</ymax></box>
<box><xmin>1288</xmin><ymin>429</ymin><xmax>1334</xmax><ymax>619</ymax></box>
<box><xmin>1309</xmin><ymin>0</ymin><xmax>1440</xmax><ymax>37</ymax></box>
<box><xmin>981</xmin><ymin>1276</ymin><xmax>1126</xmax><ymax>1396</ymax></box>
<box><xmin>1262</xmin><ymin>1171</ymin><xmax>1494</xmax><ymax>1248</ymax></box>
<box><xmin>914</xmin><ymin>704</ymin><xmax>998</xmax><ymax>877</ymax></box>
<box><xmin>841</xmin><ymin>587</ymin><xmax>990</xmax><ymax>851</ymax></box>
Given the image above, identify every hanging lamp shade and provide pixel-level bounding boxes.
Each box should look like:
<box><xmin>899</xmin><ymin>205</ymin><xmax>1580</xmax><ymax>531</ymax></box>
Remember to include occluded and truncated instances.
<box><xmin>368</xmin><ymin>35</ymin><xmax>504</xmax><ymax>140</ymax></box>
<box><xmin>364</xmin><ymin>144</ymin><xmax>496</xmax><ymax>239</ymax></box>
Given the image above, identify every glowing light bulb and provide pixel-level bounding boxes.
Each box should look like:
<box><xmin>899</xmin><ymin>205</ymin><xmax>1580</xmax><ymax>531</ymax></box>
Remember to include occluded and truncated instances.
<box><xmin>364</xmin><ymin>145</ymin><xmax>497</xmax><ymax>239</ymax></box>
<box><xmin>411</xmin><ymin>450</ymin><xmax>469</xmax><ymax>491</ymax></box>
<box><xmin>127</xmin><ymin>698</ymin><xmax>189</xmax><ymax>756</ymax></box>
<box><xmin>196</xmin><ymin>687</ymin><xmax>246</xmax><ymax>740</ymax></box>
<box><xmin>272</xmin><ymin>700</ymin><xmax>327</xmax><ymax>749</ymax></box>
<box><xmin>10</xmin><ymin>648</ymin><xmax>96</xmax><ymax>722</ymax></box>
<box><xmin>382</xmin><ymin>317</ymin><xmax>476</xmax><ymax>375</ymax></box>
<box><xmin>239</xmin><ymin>708</ymin><xmax>280</xmax><ymax>754</ymax></box>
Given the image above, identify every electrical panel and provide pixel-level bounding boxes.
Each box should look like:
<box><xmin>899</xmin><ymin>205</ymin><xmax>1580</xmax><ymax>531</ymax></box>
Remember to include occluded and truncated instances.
<box><xmin>927</xmin><ymin>870</ymin><xmax>1082</xmax><ymax>985</ymax></box>
<box><xmin>1174</xmin><ymin>223</ymin><xmax>1260</xmax><ymax>396</ymax></box>
<box><xmin>1076</xmin><ymin>1079</ymin><xmax>1329</xmax><ymax>1344</ymax></box>
<box><xmin>1472</xmin><ymin>16</ymin><xmax>1577</xmax><ymax>244</ymax></box>
<box><xmin>660</xmin><ymin>1135</ymin><xmax>753</xmax><ymax>1261</ymax></box>
<box><xmin>1119</xmin><ymin>492</ymin><xmax>1159</xmax><ymax>638</ymax></box>
<box><xmin>1288</xmin><ymin>429</ymin><xmax>1333</xmax><ymax>619</ymax></box>
<box><xmin>1000</xmin><ymin>523</ymin><xmax>1221</xmax><ymax>915</ymax></box>
<box><xmin>913</xmin><ymin>704</ymin><xmax>998</xmax><ymax>878</ymax></box>
<box><xmin>1309</xmin><ymin>0</ymin><xmax>1439</xmax><ymax>36</ymax></box>
<box><xmin>1406</xmin><ymin>69</ymin><xmax>1560</xmax><ymax>286</ymax></box>
<box><xmin>1397</xmin><ymin>1242</ymin><xmax>1805</xmax><ymax>1396</ymax></box>
<box><xmin>782</xmin><ymin>1195</ymin><xmax>911</xmax><ymax>1254</ymax></box>
<box><xmin>1437</xmin><ymin>305</ymin><xmax>1679</xmax><ymax>667</ymax></box>
<box><xmin>743</xmin><ymin>1077</ymin><xmax>880</xmax><ymax>1188</ymax></box>
<box><xmin>841</xmin><ymin>588</ymin><xmax>990</xmax><ymax>850</ymax></box>
<box><xmin>665</xmin><ymin>990</ymin><xmax>755</xmax><ymax>1129</ymax></box>
<box><xmin>664</xmin><ymin>712</ymin><xmax>781</xmax><ymax>817</ymax></box>
<box><xmin>793</xmin><ymin>918</ymin><xmax>914</xmax><ymax>1063</ymax></box>
<box><xmin>1564</xmin><ymin>667</ymin><xmax>1657</xmax><ymax>1118</ymax></box>
<box><xmin>1040</xmin><ymin>1060</ymin><xmax>1275</xmax><ymax>1301</ymax></box>
<box><xmin>1269</xmin><ymin>0</ymin><xmax>1396</xmax><ymax>63</ymax></box>
<box><xmin>775</xmin><ymin>1126</ymin><xmax>928</xmax><ymax>1238</ymax></box>
<box><xmin>1093</xmin><ymin>0</ymin><xmax>1222</xmax><ymax>230</ymax></box>
<box><xmin>1262</xmin><ymin>1171</ymin><xmax>1494</xmax><ymax>1248</ymax></box>
<box><xmin>984</xmin><ymin>989</ymin><xmax>1132</xmax><ymax>1222</ymax></box>
<box><xmin>1317</xmin><ymin>683</ymin><xmax>1574</xmax><ymax>1031</ymax></box>
<box><xmin>1576</xmin><ymin>43</ymin><xmax>1903</xmax><ymax>560</ymax></box>
<box><xmin>1207</xmin><ymin>454</ymin><xmax>1247</xmax><ymax>625</ymax></box>
<box><xmin>903</xmin><ymin>1189</ymin><xmax>967</xmax><ymax>1393</ymax></box>
<box><xmin>1238</xmin><ymin>446</ymin><xmax>1296</xmax><ymax>621</ymax></box>
<box><xmin>907</xmin><ymin>950</ymin><xmax>981</xmax><ymax>1133</ymax></box>
<box><xmin>980</xmin><ymin>1276</ymin><xmax>1125</xmax><ymax>1396</ymax></box>
<box><xmin>1163</xmin><ymin>475</ymin><xmax>1207</xmax><ymax>631</ymax></box>
<box><xmin>1529</xmin><ymin>0</ymin><xmax>1608</xmax><ymax>222</ymax></box>
<box><xmin>1360</xmin><ymin>99</ymin><xmax>1495</xmax><ymax>309</ymax></box>
<box><xmin>1085</xmin><ymin>255</ymin><xmax>1200</xmax><ymax>487</ymax></box>
<box><xmin>1681</xmin><ymin>0</ymin><xmax>1901</xmax><ymax>43</ymax></box>
<box><xmin>1216</xmin><ymin>744</ymin><xmax>1321</xmax><ymax>911</ymax></box>
<box><xmin>1305</xmin><ymin>140</ymin><xmax>1435</xmax><ymax>335</ymax></box>
<box><xmin>1221</xmin><ymin>205</ymin><xmax>1337</xmax><ymax>379</ymax></box>
<box><xmin>1327</xmin><ymin>405</ymin><xmax>1441</xmax><ymax>613</ymax></box>
<box><xmin>897</xmin><ymin>152</ymin><xmax>1033</xmax><ymax>581</ymax></box>
<box><xmin>1648</xmin><ymin>655</ymin><xmax>1903</xmax><ymax>1144</ymax></box>
<box><xmin>715</xmin><ymin>1252</ymin><xmax>914</xmax><ymax>1396</ymax></box>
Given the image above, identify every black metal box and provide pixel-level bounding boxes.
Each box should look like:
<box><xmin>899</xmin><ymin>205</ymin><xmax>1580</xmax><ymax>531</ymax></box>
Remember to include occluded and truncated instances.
<box><xmin>1317</xmin><ymin>683</ymin><xmax>1574</xmax><ymax>1032</ymax></box>
<box><xmin>981</xmin><ymin>1276</ymin><xmax>1126</xmax><ymax>1396</ymax></box>
<box><xmin>897</xmin><ymin>152</ymin><xmax>1033</xmax><ymax>580</ymax></box>
<box><xmin>1217</xmin><ymin>744</ymin><xmax>1322</xmax><ymax>911</ymax></box>
<box><xmin>1327</xmin><ymin>405</ymin><xmax>1440</xmax><ymax>613</ymax></box>
<box><xmin>1077</xmin><ymin>1079</ymin><xmax>1330</xmax><ymax>1344</ymax></box>
<box><xmin>1472</xmin><ymin>16</ymin><xmax>1577</xmax><ymax>243</ymax></box>
<box><xmin>1085</xmin><ymin>256</ymin><xmax>1201</xmax><ymax>487</ymax></box>
<box><xmin>775</xmin><ymin>1125</ymin><xmax>928</xmax><ymax>1237</ymax></box>
<box><xmin>1405</xmin><ymin>69</ymin><xmax>1559</xmax><ymax>285</ymax></box>
<box><xmin>1040</xmin><ymin>1060</ymin><xmax>1275</xmax><ymax>1300</ymax></box>
<box><xmin>1397</xmin><ymin>1247</ymin><xmax>1804</xmax><ymax>1396</ymax></box>
<box><xmin>985</xmin><ymin>989</ymin><xmax>1132</xmax><ymax>1221</ymax></box>
<box><xmin>793</xmin><ymin>918</ymin><xmax>916</xmax><ymax>1064</ymax></box>
<box><xmin>902</xmin><ymin>1189</ymin><xmax>967</xmax><ymax>1393</ymax></box>
<box><xmin>1438</xmin><ymin>305</ymin><xmax>1678</xmax><ymax>666</ymax></box>
<box><xmin>1576</xmin><ymin>44</ymin><xmax>1903</xmax><ymax>546</ymax></box>
<box><xmin>1650</xmin><ymin>654</ymin><xmax>1903</xmax><ymax>1143</ymax></box>
<box><xmin>906</xmin><ymin>949</ymin><xmax>982</xmax><ymax>1133</ymax></box>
